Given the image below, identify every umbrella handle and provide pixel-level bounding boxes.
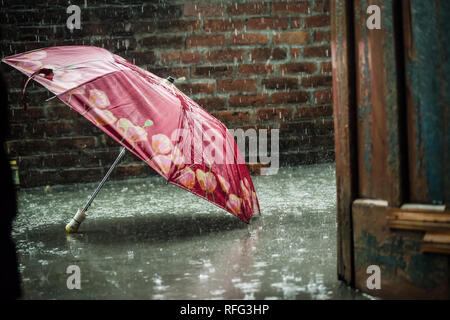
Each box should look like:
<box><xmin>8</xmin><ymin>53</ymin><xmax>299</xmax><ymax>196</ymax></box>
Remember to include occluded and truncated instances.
<box><xmin>65</xmin><ymin>146</ymin><xmax>127</xmax><ymax>232</ymax></box>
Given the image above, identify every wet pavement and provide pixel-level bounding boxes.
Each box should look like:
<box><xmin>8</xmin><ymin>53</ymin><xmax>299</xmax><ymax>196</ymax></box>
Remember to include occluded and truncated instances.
<box><xmin>12</xmin><ymin>163</ymin><xmax>372</xmax><ymax>300</ymax></box>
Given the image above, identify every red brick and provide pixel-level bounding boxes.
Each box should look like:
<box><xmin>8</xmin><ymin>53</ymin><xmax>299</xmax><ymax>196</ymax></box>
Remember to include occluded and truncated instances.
<box><xmin>238</xmin><ymin>63</ymin><xmax>274</xmax><ymax>75</ymax></box>
<box><xmin>161</xmin><ymin>50</ymin><xmax>201</xmax><ymax>64</ymax></box>
<box><xmin>291</xmin><ymin>48</ymin><xmax>301</xmax><ymax>58</ymax></box>
<box><xmin>177</xmin><ymin>82</ymin><xmax>215</xmax><ymax>95</ymax></box>
<box><xmin>320</xmin><ymin>61</ymin><xmax>332</xmax><ymax>73</ymax></box>
<box><xmin>314</xmin><ymin>0</ymin><xmax>330</xmax><ymax>13</ymax></box>
<box><xmin>228</xmin><ymin>2</ymin><xmax>267</xmax><ymax>15</ymax></box>
<box><xmin>214</xmin><ymin>110</ymin><xmax>251</xmax><ymax>124</ymax></box>
<box><xmin>301</xmin><ymin>75</ymin><xmax>332</xmax><ymax>87</ymax></box>
<box><xmin>250</xmin><ymin>48</ymin><xmax>287</xmax><ymax>61</ymax></box>
<box><xmin>204</xmin><ymin>19</ymin><xmax>244</xmax><ymax>32</ymax></box>
<box><xmin>291</xmin><ymin>17</ymin><xmax>303</xmax><ymax>28</ymax></box>
<box><xmin>256</xmin><ymin>107</ymin><xmax>292</xmax><ymax>121</ymax></box>
<box><xmin>156</xmin><ymin>19</ymin><xmax>201</xmax><ymax>32</ymax></box>
<box><xmin>272</xmin><ymin>2</ymin><xmax>309</xmax><ymax>14</ymax></box>
<box><xmin>184</xmin><ymin>2</ymin><xmax>226</xmax><ymax>17</ymax></box>
<box><xmin>305</xmin><ymin>15</ymin><xmax>330</xmax><ymax>28</ymax></box>
<box><xmin>314</xmin><ymin>30</ymin><xmax>331</xmax><ymax>42</ymax></box>
<box><xmin>274</xmin><ymin>31</ymin><xmax>309</xmax><ymax>44</ymax></box>
<box><xmin>247</xmin><ymin>17</ymin><xmax>288</xmax><ymax>30</ymax></box>
<box><xmin>314</xmin><ymin>90</ymin><xmax>333</xmax><ymax>103</ymax></box>
<box><xmin>186</xmin><ymin>34</ymin><xmax>226</xmax><ymax>47</ymax></box>
<box><xmin>262</xmin><ymin>77</ymin><xmax>298</xmax><ymax>90</ymax></box>
<box><xmin>196</xmin><ymin>97</ymin><xmax>227</xmax><ymax>111</ymax></box>
<box><xmin>229</xmin><ymin>94</ymin><xmax>269</xmax><ymax>107</ymax></box>
<box><xmin>204</xmin><ymin>49</ymin><xmax>245</xmax><ymax>63</ymax></box>
<box><xmin>295</xmin><ymin>105</ymin><xmax>333</xmax><ymax>119</ymax></box>
<box><xmin>191</xmin><ymin>65</ymin><xmax>233</xmax><ymax>78</ymax></box>
<box><xmin>271</xmin><ymin>91</ymin><xmax>309</xmax><ymax>104</ymax></box>
<box><xmin>230</xmin><ymin>33</ymin><xmax>269</xmax><ymax>45</ymax></box>
<box><xmin>279</xmin><ymin>62</ymin><xmax>317</xmax><ymax>74</ymax></box>
<box><xmin>217</xmin><ymin>79</ymin><xmax>257</xmax><ymax>92</ymax></box>
<box><xmin>303</xmin><ymin>46</ymin><xmax>330</xmax><ymax>58</ymax></box>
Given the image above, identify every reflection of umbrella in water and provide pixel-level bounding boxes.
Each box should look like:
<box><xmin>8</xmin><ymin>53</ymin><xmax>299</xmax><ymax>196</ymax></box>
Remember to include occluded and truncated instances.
<box><xmin>2</xmin><ymin>46</ymin><xmax>260</xmax><ymax>231</ymax></box>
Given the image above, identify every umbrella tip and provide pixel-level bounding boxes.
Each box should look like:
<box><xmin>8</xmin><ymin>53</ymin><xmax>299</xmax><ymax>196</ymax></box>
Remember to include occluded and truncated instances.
<box><xmin>166</xmin><ymin>76</ymin><xmax>175</xmax><ymax>83</ymax></box>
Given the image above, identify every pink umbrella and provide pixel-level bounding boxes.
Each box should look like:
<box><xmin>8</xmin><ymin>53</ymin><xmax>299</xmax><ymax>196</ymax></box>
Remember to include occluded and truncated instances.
<box><xmin>2</xmin><ymin>46</ymin><xmax>260</xmax><ymax>231</ymax></box>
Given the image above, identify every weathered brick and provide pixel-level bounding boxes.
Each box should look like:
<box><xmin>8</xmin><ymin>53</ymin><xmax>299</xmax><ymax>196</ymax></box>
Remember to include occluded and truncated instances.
<box><xmin>314</xmin><ymin>30</ymin><xmax>331</xmax><ymax>42</ymax></box>
<box><xmin>217</xmin><ymin>79</ymin><xmax>257</xmax><ymax>92</ymax></box>
<box><xmin>204</xmin><ymin>19</ymin><xmax>244</xmax><ymax>32</ymax></box>
<box><xmin>314</xmin><ymin>89</ymin><xmax>333</xmax><ymax>103</ymax></box>
<box><xmin>156</xmin><ymin>20</ymin><xmax>201</xmax><ymax>32</ymax></box>
<box><xmin>229</xmin><ymin>94</ymin><xmax>269</xmax><ymax>107</ymax></box>
<box><xmin>250</xmin><ymin>48</ymin><xmax>287</xmax><ymax>61</ymax></box>
<box><xmin>191</xmin><ymin>66</ymin><xmax>233</xmax><ymax>78</ymax></box>
<box><xmin>291</xmin><ymin>17</ymin><xmax>303</xmax><ymax>28</ymax></box>
<box><xmin>291</xmin><ymin>48</ymin><xmax>301</xmax><ymax>58</ymax></box>
<box><xmin>262</xmin><ymin>77</ymin><xmax>298</xmax><ymax>90</ymax></box>
<box><xmin>295</xmin><ymin>105</ymin><xmax>333</xmax><ymax>119</ymax></box>
<box><xmin>305</xmin><ymin>15</ymin><xmax>330</xmax><ymax>28</ymax></box>
<box><xmin>247</xmin><ymin>17</ymin><xmax>288</xmax><ymax>30</ymax></box>
<box><xmin>301</xmin><ymin>75</ymin><xmax>332</xmax><ymax>87</ymax></box>
<box><xmin>177</xmin><ymin>82</ymin><xmax>215</xmax><ymax>95</ymax></box>
<box><xmin>141</xmin><ymin>36</ymin><xmax>184</xmax><ymax>49</ymax></box>
<box><xmin>303</xmin><ymin>46</ymin><xmax>330</xmax><ymax>58</ymax></box>
<box><xmin>230</xmin><ymin>33</ymin><xmax>269</xmax><ymax>45</ymax></box>
<box><xmin>161</xmin><ymin>50</ymin><xmax>202</xmax><ymax>64</ymax></box>
<box><xmin>122</xmin><ymin>51</ymin><xmax>156</xmax><ymax>66</ymax></box>
<box><xmin>54</xmin><ymin>136</ymin><xmax>97</xmax><ymax>150</ymax></box>
<box><xmin>228</xmin><ymin>2</ymin><xmax>267</xmax><ymax>15</ymax></box>
<box><xmin>272</xmin><ymin>2</ymin><xmax>309</xmax><ymax>14</ymax></box>
<box><xmin>271</xmin><ymin>91</ymin><xmax>309</xmax><ymax>104</ymax></box>
<box><xmin>143</xmin><ymin>4</ymin><xmax>183</xmax><ymax>20</ymax></box>
<box><xmin>6</xmin><ymin>139</ymin><xmax>52</xmax><ymax>156</ymax></box>
<box><xmin>214</xmin><ymin>110</ymin><xmax>251</xmax><ymax>124</ymax></box>
<box><xmin>184</xmin><ymin>2</ymin><xmax>226</xmax><ymax>17</ymax></box>
<box><xmin>196</xmin><ymin>97</ymin><xmax>227</xmax><ymax>111</ymax></box>
<box><xmin>274</xmin><ymin>31</ymin><xmax>309</xmax><ymax>44</ymax></box>
<box><xmin>31</xmin><ymin>121</ymin><xmax>73</xmax><ymax>137</ymax></box>
<box><xmin>279</xmin><ymin>62</ymin><xmax>317</xmax><ymax>74</ymax></box>
<box><xmin>186</xmin><ymin>34</ymin><xmax>226</xmax><ymax>47</ymax></box>
<box><xmin>256</xmin><ymin>107</ymin><xmax>292</xmax><ymax>121</ymax></box>
<box><xmin>9</xmin><ymin>107</ymin><xmax>45</xmax><ymax>122</ymax></box>
<box><xmin>314</xmin><ymin>0</ymin><xmax>330</xmax><ymax>13</ymax></box>
<box><xmin>204</xmin><ymin>49</ymin><xmax>245</xmax><ymax>63</ymax></box>
<box><xmin>238</xmin><ymin>64</ymin><xmax>274</xmax><ymax>75</ymax></box>
<box><xmin>320</xmin><ymin>61</ymin><xmax>332</xmax><ymax>73</ymax></box>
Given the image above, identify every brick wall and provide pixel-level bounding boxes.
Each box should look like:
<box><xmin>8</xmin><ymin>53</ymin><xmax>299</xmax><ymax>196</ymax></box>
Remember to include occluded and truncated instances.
<box><xmin>0</xmin><ymin>0</ymin><xmax>333</xmax><ymax>187</ymax></box>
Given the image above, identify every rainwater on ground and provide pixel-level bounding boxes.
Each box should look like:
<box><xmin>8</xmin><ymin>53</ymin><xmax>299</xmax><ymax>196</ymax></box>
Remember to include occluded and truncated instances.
<box><xmin>13</xmin><ymin>163</ymin><xmax>372</xmax><ymax>300</ymax></box>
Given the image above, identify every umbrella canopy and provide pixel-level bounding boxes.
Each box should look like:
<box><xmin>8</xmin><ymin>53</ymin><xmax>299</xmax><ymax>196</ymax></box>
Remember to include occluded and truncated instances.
<box><xmin>2</xmin><ymin>46</ymin><xmax>260</xmax><ymax>223</ymax></box>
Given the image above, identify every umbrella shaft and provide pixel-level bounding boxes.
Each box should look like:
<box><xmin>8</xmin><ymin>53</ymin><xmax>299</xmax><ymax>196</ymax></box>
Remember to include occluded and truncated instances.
<box><xmin>82</xmin><ymin>146</ymin><xmax>127</xmax><ymax>213</ymax></box>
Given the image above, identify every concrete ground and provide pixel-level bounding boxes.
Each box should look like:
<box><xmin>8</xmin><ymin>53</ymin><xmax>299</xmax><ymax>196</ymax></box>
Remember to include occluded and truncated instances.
<box><xmin>12</xmin><ymin>163</ymin><xmax>372</xmax><ymax>299</ymax></box>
